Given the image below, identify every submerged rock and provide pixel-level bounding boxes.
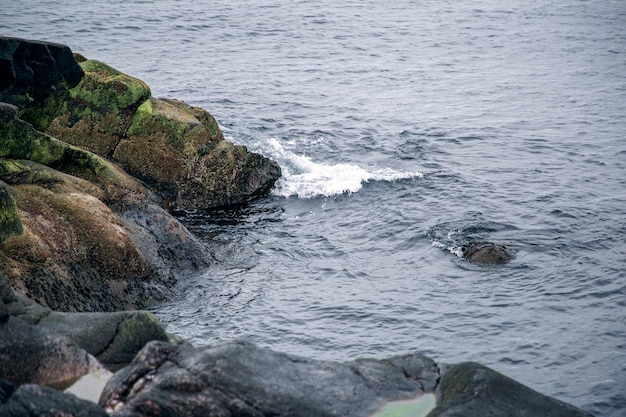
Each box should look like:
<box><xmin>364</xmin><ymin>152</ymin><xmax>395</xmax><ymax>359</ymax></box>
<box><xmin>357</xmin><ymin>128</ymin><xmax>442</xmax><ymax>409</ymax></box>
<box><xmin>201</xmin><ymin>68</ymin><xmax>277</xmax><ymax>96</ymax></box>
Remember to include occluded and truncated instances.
<box><xmin>462</xmin><ymin>241</ymin><xmax>514</xmax><ymax>265</ymax></box>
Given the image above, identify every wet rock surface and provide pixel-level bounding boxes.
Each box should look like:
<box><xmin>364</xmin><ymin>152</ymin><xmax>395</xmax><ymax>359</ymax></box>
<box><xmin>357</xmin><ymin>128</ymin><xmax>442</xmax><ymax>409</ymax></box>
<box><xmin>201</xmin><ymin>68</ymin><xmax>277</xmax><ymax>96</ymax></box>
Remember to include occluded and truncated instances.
<box><xmin>430</xmin><ymin>362</ymin><xmax>594</xmax><ymax>417</ymax></box>
<box><xmin>462</xmin><ymin>241</ymin><xmax>514</xmax><ymax>265</ymax></box>
<box><xmin>100</xmin><ymin>340</ymin><xmax>439</xmax><ymax>417</ymax></box>
<box><xmin>99</xmin><ymin>340</ymin><xmax>594</xmax><ymax>417</ymax></box>
<box><xmin>0</xmin><ymin>37</ymin><xmax>84</xmax><ymax>131</ymax></box>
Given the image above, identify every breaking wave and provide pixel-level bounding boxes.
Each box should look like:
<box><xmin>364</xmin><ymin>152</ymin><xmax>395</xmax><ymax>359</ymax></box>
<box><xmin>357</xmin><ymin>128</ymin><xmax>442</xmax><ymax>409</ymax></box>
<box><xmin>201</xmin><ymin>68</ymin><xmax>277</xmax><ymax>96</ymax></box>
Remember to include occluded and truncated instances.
<box><xmin>264</xmin><ymin>138</ymin><xmax>422</xmax><ymax>198</ymax></box>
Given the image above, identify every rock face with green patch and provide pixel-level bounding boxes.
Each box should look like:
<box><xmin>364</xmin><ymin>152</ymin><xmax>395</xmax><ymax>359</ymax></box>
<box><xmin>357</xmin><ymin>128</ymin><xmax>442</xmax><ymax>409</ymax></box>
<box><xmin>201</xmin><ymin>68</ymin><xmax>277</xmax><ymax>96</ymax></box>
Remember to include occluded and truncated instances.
<box><xmin>118</xmin><ymin>97</ymin><xmax>281</xmax><ymax>209</ymax></box>
<box><xmin>0</xmin><ymin>101</ymin><xmax>209</xmax><ymax>312</ymax></box>
<box><xmin>46</xmin><ymin>60</ymin><xmax>151</xmax><ymax>157</ymax></box>
<box><xmin>0</xmin><ymin>37</ymin><xmax>84</xmax><ymax>131</ymax></box>
<box><xmin>48</xmin><ymin>60</ymin><xmax>280</xmax><ymax>210</ymax></box>
<box><xmin>38</xmin><ymin>309</ymin><xmax>168</xmax><ymax>369</ymax></box>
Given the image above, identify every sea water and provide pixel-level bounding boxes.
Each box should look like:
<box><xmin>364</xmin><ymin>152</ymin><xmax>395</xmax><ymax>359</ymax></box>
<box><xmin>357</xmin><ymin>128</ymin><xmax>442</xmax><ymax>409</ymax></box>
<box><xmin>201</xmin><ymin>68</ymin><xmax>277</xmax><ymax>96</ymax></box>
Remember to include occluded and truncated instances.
<box><xmin>3</xmin><ymin>1</ymin><xmax>625</xmax><ymax>415</ymax></box>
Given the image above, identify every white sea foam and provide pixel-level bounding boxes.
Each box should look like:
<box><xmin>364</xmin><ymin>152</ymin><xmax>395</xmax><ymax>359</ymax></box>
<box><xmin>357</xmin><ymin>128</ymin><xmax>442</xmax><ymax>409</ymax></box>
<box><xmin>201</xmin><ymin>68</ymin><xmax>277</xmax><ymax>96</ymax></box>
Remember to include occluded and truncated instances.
<box><xmin>264</xmin><ymin>138</ymin><xmax>422</xmax><ymax>198</ymax></box>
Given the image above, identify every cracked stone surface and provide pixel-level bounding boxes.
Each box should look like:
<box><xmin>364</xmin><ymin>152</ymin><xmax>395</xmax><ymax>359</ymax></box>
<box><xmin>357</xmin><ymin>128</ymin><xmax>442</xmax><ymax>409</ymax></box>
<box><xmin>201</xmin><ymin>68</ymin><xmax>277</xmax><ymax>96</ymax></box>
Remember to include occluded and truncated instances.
<box><xmin>100</xmin><ymin>340</ymin><xmax>440</xmax><ymax>417</ymax></box>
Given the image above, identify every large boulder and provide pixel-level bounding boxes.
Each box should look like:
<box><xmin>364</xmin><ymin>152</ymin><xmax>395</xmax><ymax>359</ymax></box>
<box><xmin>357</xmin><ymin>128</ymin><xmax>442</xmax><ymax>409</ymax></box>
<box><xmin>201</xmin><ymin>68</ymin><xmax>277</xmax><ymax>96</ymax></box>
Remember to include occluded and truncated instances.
<box><xmin>47</xmin><ymin>59</ymin><xmax>280</xmax><ymax>210</ymax></box>
<box><xmin>0</xmin><ymin>37</ymin><xmax>84</xmax><ymax>131</ymax></box>
<box><xmin>0</xmin><ymin>381</ymin><xmax>108</xmax><ymax>417</ymax></box>
<box><xmin>0</xmin><ymin>105</ymin><xmax>209</xmax><ymax>311</ymax></box>
<box><xmin>100</xmin><ymin>339</ymin><xmax>440</xmax><ymax>416</ymax></box>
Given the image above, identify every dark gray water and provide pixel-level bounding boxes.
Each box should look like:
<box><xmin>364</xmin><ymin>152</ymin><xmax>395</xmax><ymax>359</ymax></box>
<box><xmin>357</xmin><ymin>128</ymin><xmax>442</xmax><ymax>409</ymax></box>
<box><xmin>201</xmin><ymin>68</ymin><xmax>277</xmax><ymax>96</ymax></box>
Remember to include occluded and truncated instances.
<box><xmin>3</xmin><ymin>1</ymin><xmax>626</xmax><ymax>415</ymax></box>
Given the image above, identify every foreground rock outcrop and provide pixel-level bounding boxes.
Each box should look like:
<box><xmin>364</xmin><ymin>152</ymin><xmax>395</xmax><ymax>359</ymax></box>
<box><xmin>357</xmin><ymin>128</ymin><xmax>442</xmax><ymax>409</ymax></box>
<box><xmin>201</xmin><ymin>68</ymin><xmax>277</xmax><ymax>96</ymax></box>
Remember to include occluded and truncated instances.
<box><xmin>98</xmin><ymin>340</ymin><xmax>593</xmax><ymax>417</ymax></box>
<box><xmin>1</xmin><ymin>271</ymin><xmax>170</xmax><ymax>385</ymax></box>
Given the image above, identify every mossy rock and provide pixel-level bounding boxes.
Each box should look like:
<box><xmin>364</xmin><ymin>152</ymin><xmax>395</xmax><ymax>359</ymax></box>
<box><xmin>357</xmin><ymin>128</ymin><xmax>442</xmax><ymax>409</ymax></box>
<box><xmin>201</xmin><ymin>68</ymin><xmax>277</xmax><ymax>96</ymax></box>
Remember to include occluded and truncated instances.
<box><xmin>0</xmin><ymin>181</ymin><xmax>155</xmax><ymax>311</ymax></box>
<box><xmin>0</xmin><ymin>106</ymin><xmax>148</xmax><ymax>205</ymax></box>
<box><xmin>116</xmin><ymin>97</ymin><xmax>223</xmax><ymax>203</ymax></box>
<box><xmin>0</xmin><ymin>181</ymin><xmax>22</xmax><ymax>244</ymax></box>
<box><xmin>118</xmin><ymin>97</ymin><xmax>279</xmax><ymax>209</ymax></box>
<box><xmin>46</xmin><ymin>60</ymin><xmax>151</xmax><ymax>156</ymax></box>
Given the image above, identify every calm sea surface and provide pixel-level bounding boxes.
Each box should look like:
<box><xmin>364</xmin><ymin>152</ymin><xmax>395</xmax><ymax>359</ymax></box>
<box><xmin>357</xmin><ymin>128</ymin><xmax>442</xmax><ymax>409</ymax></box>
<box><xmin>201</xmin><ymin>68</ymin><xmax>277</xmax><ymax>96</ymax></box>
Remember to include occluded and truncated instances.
<box><xmin>3</xmin><ymin>1</ymin><xmax>626</xmax><ymax>415</ymax></box>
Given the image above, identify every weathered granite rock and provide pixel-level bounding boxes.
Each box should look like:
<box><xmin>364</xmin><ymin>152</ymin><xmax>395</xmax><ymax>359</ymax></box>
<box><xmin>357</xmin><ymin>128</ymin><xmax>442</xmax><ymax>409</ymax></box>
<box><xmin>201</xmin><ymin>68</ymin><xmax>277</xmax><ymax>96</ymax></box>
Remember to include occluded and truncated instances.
<box><xmin>1</xmin><ymin>271</ymin><xmax>170</xmax><ymax>391</ymax></box>
<box><xmin>0</xmin><ymin>107</ymin><xmax>209</xmax><ymax>311</ymax></box>
<box><xmin>0</xmin><ymin>315</ymin><xmax>103</xmax><ymax>387</ymax></box>
<box><xmin>462</xmin><ymin>241</ymin><xmax>514</xmax><ymax>265</ymax></box>
<box><xmin>0</xmin><ymin>37</ymin><xmax>84</xmax><ymax>131</ymax></box>
<box><xmin>430</xmin><ymin>361</ymin><xmax>594</xmax><ymax>417</ymax></box>
<box><xmin>0</xmin><ymin>381</ymin><xmax>108</xmax><ymax>417</ymax></box>
<box><xmin>39</xmin><ymin>310</ymin><xmax>169</xmax><ymax>370</ymax></box>
<box><xmin>47</xmin><ymin>59</ymin><xmax>281</xmax><ymax>210</ymax></box>
<box><xmin>101</xmin><ymin>340</ymin><xmax>439</xmax><ymax>417</ymax></box>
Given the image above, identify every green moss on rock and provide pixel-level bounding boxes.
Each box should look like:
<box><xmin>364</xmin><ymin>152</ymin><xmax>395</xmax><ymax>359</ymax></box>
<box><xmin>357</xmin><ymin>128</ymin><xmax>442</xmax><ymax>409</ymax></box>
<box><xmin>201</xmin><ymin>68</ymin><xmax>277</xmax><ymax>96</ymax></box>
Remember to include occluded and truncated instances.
<box><xmin>0</xmin><ymin>107</ymin><xmax>146</xmax><ymax>204</ymax></box>
<box><xmin>46</xmin><ymin>60</ymin><xmax>151</xmax><ymax>156</ymax></box>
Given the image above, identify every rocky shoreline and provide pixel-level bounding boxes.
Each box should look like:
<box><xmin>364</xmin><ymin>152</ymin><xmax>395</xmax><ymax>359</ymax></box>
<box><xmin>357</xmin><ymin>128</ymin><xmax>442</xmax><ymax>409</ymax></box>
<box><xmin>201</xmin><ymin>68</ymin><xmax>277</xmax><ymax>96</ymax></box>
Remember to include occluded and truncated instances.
<box><xmin>0</xmin><ymin>37</ymin><xmax>593</xmax><ymax>416</ymax></box>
